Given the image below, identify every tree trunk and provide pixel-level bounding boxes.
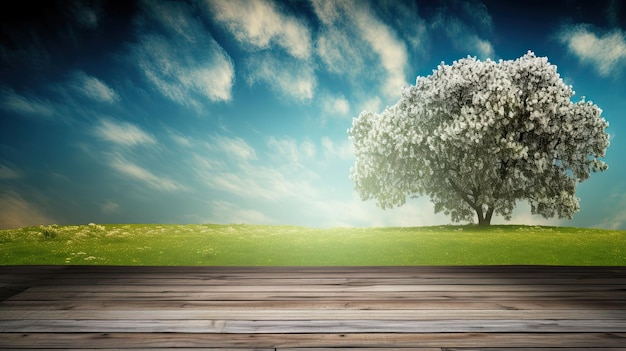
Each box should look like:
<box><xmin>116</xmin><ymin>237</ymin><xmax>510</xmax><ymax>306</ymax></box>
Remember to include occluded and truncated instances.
<box><xmin>476</xmin><ymin>206</ymin><xmax>494</xmax><ymax>226</ymax></box>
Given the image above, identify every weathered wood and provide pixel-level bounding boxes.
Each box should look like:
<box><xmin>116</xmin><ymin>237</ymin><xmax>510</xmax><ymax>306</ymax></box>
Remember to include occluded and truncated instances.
<box><xmin>1</xmin><ymin>332</ymin><xmax>626</xmax><ymax>348</ymax></box>
<box><xmin>10</xmin><ymin>290</ymin><xmax>624</xmax><ymax>301</ymax></box>
<box><xmin>3</xmin><ymin>318</ymin><xmax>626</xmax><ymax>333</ymax></box>
<box><xmin>2</xmin><ymin>309</ymin><xmax>626</xmax><ymax>320</ymax></box>
<box><xmin>5</xmin><ymin>299</ymin><xmax>625</xmax><ymax>310</ymax></box>
<box><xmin>1</xmin><ymin>265</ymin><xmax>625</xmax><ymax>349</ymax></box>
<box><xmin>23</xmin><ymin>283</ymin><xmax>626</xmax><ymax>292</ymax></box>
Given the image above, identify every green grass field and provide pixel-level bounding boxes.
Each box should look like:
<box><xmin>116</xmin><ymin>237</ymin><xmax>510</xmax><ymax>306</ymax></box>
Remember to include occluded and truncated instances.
<box><xmin>0</xmin><ymin>223</ymin><xmax>624</xmax><ymax>266</ymax></box>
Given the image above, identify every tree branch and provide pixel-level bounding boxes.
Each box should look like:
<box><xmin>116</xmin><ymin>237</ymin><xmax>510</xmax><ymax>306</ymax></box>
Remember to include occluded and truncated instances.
<box><xmin>447</xmin><ymin>178</ymin><xmax>479</xmax><ymax>212</ymax></box>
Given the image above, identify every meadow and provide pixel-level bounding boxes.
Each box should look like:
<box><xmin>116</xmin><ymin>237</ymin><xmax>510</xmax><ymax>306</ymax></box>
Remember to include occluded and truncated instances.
<box><xmin>0</xmin><ymin>223</ymin><xmax>624</xmax><ymax>266</ymax></box>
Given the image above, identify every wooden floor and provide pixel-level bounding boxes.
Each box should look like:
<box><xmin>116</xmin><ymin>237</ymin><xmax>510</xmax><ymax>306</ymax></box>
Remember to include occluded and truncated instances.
<box><xmin>0</xmin><ymin>265</ymin><xmax>625</xmax><ymax>350</ymax></box>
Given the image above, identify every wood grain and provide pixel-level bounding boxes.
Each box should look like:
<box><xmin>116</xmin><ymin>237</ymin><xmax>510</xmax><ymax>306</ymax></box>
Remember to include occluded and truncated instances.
<box><xmin>1</xmin><ymin>265</ymin><xmax>625</xmax><ymax>349</ymax></box>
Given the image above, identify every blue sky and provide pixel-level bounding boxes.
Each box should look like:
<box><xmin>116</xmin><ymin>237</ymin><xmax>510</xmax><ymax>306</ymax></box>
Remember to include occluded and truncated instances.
<box><xmin>0</xmin><ymin>0</ymin><xmax>625</xmax><ymax>230</ymax></box>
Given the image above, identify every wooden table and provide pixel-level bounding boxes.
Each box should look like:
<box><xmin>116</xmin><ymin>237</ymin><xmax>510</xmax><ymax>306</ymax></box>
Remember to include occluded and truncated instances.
<box><xmin>1</xmin><ymin>265</ymin><xmax>625</xmax><ymax>349</ymax></box>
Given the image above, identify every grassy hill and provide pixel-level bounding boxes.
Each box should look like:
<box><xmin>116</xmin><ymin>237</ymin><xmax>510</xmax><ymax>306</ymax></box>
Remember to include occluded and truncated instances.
<box><xmin>0</xmin><ymin>223</ymin><xmax>624</xmax><ymax>266</ymax></box>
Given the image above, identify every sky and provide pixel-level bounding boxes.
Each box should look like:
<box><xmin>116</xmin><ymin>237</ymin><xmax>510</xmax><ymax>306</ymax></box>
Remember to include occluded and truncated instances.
<box><xmin>0</xmin><ymin>0</ymin><xmax>625</xmax><ymax>230</ymax></box>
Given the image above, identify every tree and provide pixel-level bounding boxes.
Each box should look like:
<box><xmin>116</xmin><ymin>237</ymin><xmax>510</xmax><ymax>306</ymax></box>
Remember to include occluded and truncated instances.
<box><xmin>348</xmin><ymin>51</ymin><xmax>609</xmax><ymax>226</ymax></box>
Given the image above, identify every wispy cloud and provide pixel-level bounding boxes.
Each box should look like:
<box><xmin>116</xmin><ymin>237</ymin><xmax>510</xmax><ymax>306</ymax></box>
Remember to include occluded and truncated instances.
<box><xmin>109</xmin><ymin>153</ymin><xmax>186</xmax><ymax>192</ymax></box>
<box><xmin>0</xmin><ymin>87</ymin><xmax>56</xmax><ymax>119</ymax></box>
<box><xmin>460</xmin><ymin>0</ymin><xmax>494</xmax><ymax>33</ymax></box>
<box><xmin>95</xmin><ymin>119</ymin><xmax>156</xmax><ymax>146</ymax></box>
<box><xmin>380</xmin><ymin>1</ymin><xmax>428</xmax><ymax>53</ymax></box>
<box><xmin>69</xmin><ymin>1</ymin><xmax>100</xmax><ymax>29</ymax></box>
<box><xmin>267</xmin><ymin>136</ymin><xmax>316</xmax><ymax>164</ymax></box>
<box><xmin>100</xmin><ymin>200</ymin><xmax>120</xmax><ymax>214</ymax></box>
<box><xmin>0</xmin><ymin>163</ymin><xmax>21</xmax><ymax>180</ymax></box>
<box><xmin>206</xmin><ymin>0</ymin><xmax>312</xmax><ymax>60</ymax></box>
<box><xmin>246</xmin><ymin>53</ymin><xmax>316</xmax><ymax>102</ymax></box>
<box><xmin>133</xmin><ymin>1</ymin><xmax>235</xmax><ymax>107</ymax></box>
<box><xmin>205</xmin><ymin>0</ymin><xmax>317</xmax><ymax>102</ymax></box>
<box><xmin>209</xmin><ymin>135</ymin><xmax>257</xmax><ymax>162</ymax></box>
<box><xmin>359</xmin><ymin>96</ymin><xmax>383</xmax><ymax>114</ymax></box>
<box><xmin>321</xmin><ymin>93</ymin><xmax>350</xmax><ymax>117</ymax></box>
<box><xmin>193</xmin><ymin>135</ymin><xmax>319</xmax><ymax>202</ymax></box>
<box><xmin>321</xmin><ymin>137</ymin><xmax>353</xmax><ymax>161</ymax></box>
<box><xmin>559</xmin><ymin>24</ymin><xmax>626</xmax><ymax>76</ymax></box>
<box><xmin>184</xmin><ymin>131</ymin><xmax>455</xmax><ymax>227</ymax></box>
<box><xmin>596</xmin><ymin>191</ymin><xmax>626</xmax><ymax>230</ymax></box>
<box><xmin>312</xmin><ymin>1</ymin><xmax>410</xmax><ymax>99</ymax></box>
<box><xmin>431</xmin><ymin>2</ymin><xmax>495</xmax><ymax>60</ymax></box>
<box><xmin>350</xmin><ymin>4</ymin><xmax>409</xmax><ymax>97</ymax></box>
<box><xmin>0</xmin><ymin>189</ymin><xmax>56</xmax><ymax>229</ymax></box>
<box><xmin>315</xmin><ymin>27</ymin><xmax>365</xmax><ymax>77</ymax></box>
<box><xmin>72</xmin><ymin>71</ymin><xmax>118</xmax><ymax>103</ymax></box>
<box><xmin>167</xmin><ymin>128</ymin><xmax>193</xmax><ymax>148</ymax></box>
<box><xmin>206</xmin><ymin>200</ymin><xmax>275</xmax><ymax>225</ymax></box>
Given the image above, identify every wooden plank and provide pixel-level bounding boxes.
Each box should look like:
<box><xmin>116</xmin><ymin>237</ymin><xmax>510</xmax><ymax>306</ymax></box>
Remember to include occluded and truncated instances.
<box><xmin>1</xmin><ymin>333</ymin><xmax>625</xmax><ymax>348</ymax></box>
<box><xmin>282</xmin><ymin>349</ymin><xmax>626</xmax><ymax>351</ymax></box>
<box><xmin>40</xmin><ymin>277</ymin><xmax>626</xmax><ymax>287</ymax></box>
<box><xmin>1</xmin><ymin>265</ymin><xmax>625</xmax><ymax>349</ymax></box>
<box><xmin>10</xmin><ymin>349</ymin><xmax>273</xmax><ymax>351</ymax></box>
<box><xmin>5</xmin><ymin>265</ymin><xmax>621</xmax><ymax>276</ymax></box>
<box><xmin>9</xmin><ymin>290</ymin><xmax>625</xmax><ymax>301</ymax></box>
<box><xmin>283</xmin><ymin>349</ymin><xmax>626</xmax><ymax>351</ymax></box>
<box><xmin>2</xmin><ymin>309</ymin><xmax>626</xmax><ymax>320</ymax></box>
<box><xmin>29</xmin><ymin>269</ymin><xmax>626</xmax><ymax>279</ymax></box>
<box><xmin>2</xmin><ymin>318</ymin><xmax>626</xmax><ymax>333</ymax></box>
<box><xmin>23</xmin><ymin>283</ymin><xmax>626</xmax><ymax>293</ymax></box>
<box><xmin>5</xmin><ymin>299</ymin><xmax>624</xmax><ymax>310</ymax></box>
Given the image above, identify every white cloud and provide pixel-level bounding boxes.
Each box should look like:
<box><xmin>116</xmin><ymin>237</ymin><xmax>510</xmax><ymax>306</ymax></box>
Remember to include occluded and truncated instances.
<box><xmin>559</xmin><ymin>25</ymin><xmax>626</xmax><ymax>76</ymax></box>
<box><xmin>0</xmin><ymin>189</ymin><xmax>56</xmax><ymax>229</ymax></box>
<box><xmin>595</xmin><ymin>192</ymin><xmax>626</xmax><ymax>230</ymax></box>
<box><xmin>72</xmin><ymin>71</ymin><xmax>118</xmax><ymax>103</ymax></box>
<box><xmin>377</xmin><ymin>0</ymin><xmax>427</xmax><ymax>52</ymax></box>
<box><xmin>315</xmin><ymin>28</ymin><xmax>365</xmax><ymax>77</ymax></box>
<box><xmin>350</xmin><ymin>4</ymin><xmax>409</xmax><ymax>97</ymax></box>
<box><xmin>133</xmin><ymin>1</ymin><xmax>235</xmax><ymax>107</ymax></box>
<box><xmin>321</xmin><ymin>136</ymin><xmax>354</xmax><ymax>161</ymax></box>
<box><xmin>321</xmin><ymin>93</ymin><xmax>350</xmax><ymax>118</ymax></box>
<box><xmin>143</xmin><ymin>0</ymin><xmax>199</xmax><ymax>41</ymax></box>
<box><xmin>206</xmin><ymin>200</ymin><xmax>275</xmax><ymax>224</ymax></box>
<box><xmin>247</xmin><ymin>54</ymin><xmax>316</xmax><ymax>102</ymax></box>
<box><xmin>301</xmin><ymin>140</ymin><xmax>316</xmax><ymax>159</ymax></box>
<box><xmin>199</xmin><ymin>161</ymin><xmax>317</xmax><ymax>202</ymax></box>
<box><xmin>431</xmin><ymin>13</ymin><xmax>494</xmax><ymax>60</ymax></box>
<box><xmin>95</xmin><ymin>119</ymin><xmax>156</xmax><ymax>146</ymax></box>
<box><xmin>207</xmin><ymin>0</ymin><xmax>312</xmax><ymax>60</ymax></box>
<box><xmin>109</xmin><ymin>153</ymin><xmax>186</xmax><ymax>192</ymax></box>
<box><xmin>0</xmin><ymin>87</ymin><xmax>56</xmax><ymax>118</ymax></box>
<box><xmin>359</xmin><ymin>96</ymin><xmax>383</xmax><ymax>114</ymax></box>
<box><xmin>312</xmin><ymin>1</ymin><xmax>409</xmax><ymax>99</ymax></box>
<box><xmin>0</xmin><ymin>163</ymin><xmax>21</xmax><ymax>180</ymax></box>
<box><xmin>193</xmin><ymin>135</ymin><xmax>320</xmax><ymax>203</ymax></box>
<box><xmin>101</xmin><ymin>200</ymin><xmax>120</xmax><ymax>214</ymax></box>
<box><xmin>135</xmin><ymin>34</ymin><xmax>234</xmax><ymax>107</ymax></box>
<box><xmin>210</xmin><ymin>135</ymin><xmax>257</xmax><ymax>161</ymax></box>
<box><xmin>310</xmin><ymin>0</ymin><xmax>341</xmax><ymax>25</ymax></box>
<box><xmin>168</xmin><ymin>129</ymin><xmax>193</xmax><ymax>148</ymax></box>
<box><xmin>267</xmin><ymin>136</ymin><xmax>316</xmax><ymax>164</ymax></box>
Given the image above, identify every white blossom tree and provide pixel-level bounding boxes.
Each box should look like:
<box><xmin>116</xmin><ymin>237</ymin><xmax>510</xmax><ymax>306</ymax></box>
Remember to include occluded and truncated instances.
<box><xmin>349</xmin><ymin>51</ymin><xmax>609</xmax><ymax>226</ymax></box>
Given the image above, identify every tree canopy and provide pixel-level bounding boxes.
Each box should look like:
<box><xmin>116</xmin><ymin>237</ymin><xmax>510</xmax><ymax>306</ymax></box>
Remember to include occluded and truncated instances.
<box><xmin>349</xmin><ymin>51</ymin><xmax>610</xmax><ymax>226</ymax></box>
